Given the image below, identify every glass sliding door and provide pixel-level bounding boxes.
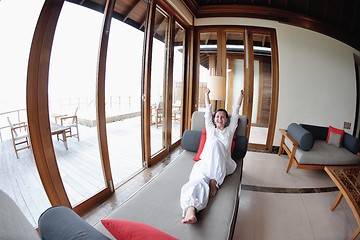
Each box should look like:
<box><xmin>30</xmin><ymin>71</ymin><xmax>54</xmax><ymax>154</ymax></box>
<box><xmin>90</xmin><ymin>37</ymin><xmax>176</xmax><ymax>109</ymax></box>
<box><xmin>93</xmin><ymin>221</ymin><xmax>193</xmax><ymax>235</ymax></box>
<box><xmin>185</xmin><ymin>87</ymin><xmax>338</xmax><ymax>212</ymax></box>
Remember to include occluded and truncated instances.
<box><xmin>197</xmin><ymin>27</ymin><xmax>278</xmax><ymax>152</ymax></box>
<box><xmin>225</xmin><ymin>29</ymin><xmax>275</xmax><ymax>150</ymax></box>
<box><xmin>105</xmin><ymin>16</ymin><xmax>144</xmax><ymax>187</ymax></box>
<box><xmin>150</xmin><ymin>7</ymin><xmax>169</xmax><ymax>156</ymax></box>
<box><xmin>0</xmin><ymin>0</ymin><xmax>50</xmax><ymax>227</ymax></box>
<box><xmin>48</xmin><ymin>2</ymin><xmax>106</xmax><ymax>206</ymax></box>
<box><xmin>171</xmin><ymin>21</ymin><xmax>185</xmax><ymax>144</ymax></box>
<box><xmin>248</xmin><ymin>32</ymin><xmax>273</xmax><ymax>148</ymax></box>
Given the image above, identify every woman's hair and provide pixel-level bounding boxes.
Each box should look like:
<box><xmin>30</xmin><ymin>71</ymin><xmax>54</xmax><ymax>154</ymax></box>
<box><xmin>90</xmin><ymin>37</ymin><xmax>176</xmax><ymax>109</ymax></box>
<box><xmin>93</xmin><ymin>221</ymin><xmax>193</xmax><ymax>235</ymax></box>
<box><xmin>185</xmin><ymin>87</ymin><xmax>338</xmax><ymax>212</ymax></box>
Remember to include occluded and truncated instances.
<box><xmin>212</xmin><ymin>108</ymin><xmax>230</xmax><ymax>127</ymax></box>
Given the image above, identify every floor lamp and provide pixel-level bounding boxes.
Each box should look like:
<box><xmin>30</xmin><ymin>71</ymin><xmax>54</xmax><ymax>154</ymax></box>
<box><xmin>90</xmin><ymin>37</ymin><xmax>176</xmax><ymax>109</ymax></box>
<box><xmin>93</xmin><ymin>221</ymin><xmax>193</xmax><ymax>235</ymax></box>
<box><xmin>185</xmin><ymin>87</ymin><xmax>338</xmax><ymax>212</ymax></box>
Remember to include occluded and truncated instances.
<box><xmin>208</xmin><ymin>76</ymin><xmax>226</xmax><ymax>111</ymax></box>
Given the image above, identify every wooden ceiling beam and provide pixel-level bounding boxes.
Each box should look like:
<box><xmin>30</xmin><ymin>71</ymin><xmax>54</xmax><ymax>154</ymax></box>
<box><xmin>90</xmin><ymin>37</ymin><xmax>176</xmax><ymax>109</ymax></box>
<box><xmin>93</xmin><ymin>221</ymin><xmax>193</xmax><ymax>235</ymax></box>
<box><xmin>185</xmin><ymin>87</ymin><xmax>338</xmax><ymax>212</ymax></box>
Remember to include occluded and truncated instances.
<box><xmin>203</xmin><ymin>33</ymin><xmax>210</xmax><ymax>45</ymax></box>
<box><xmin>174</xmin><ymin>27</ymin><xmax>181</xmax><ymax>40</ymax></box>
<box><xmin>261</xmin><ymin>35</ymin><xmax>266</xmax><ymax>47</ymax></box>
<box><xmin>123</xmin><ymin>0</ymin><xmax>141</xmax><ymax>22</ymax></box>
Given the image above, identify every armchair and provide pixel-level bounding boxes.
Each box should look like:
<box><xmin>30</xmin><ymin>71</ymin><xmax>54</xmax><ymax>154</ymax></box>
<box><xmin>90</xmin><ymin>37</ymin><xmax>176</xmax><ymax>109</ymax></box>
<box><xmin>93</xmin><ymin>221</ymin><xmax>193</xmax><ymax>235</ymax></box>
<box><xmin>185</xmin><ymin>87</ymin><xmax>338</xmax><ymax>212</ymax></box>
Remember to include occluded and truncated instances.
<box><xmin>7</xmin><ymin>117</ymin><xmax>32</xmax><ymax>158</ymax></box>
<box><xmin>57</xmin><ymin>108</ymin><xmax>80</xmax><ymax>141</ymax></box>
<box><xmin>151</xmin><ymin>103</ymin><xmax>163</xmax><ymax>129</ymax></box>
<box><xmin>172</xmin><ymin>100</ymin><xmax>181</xmax><ymax>121</ymax></box>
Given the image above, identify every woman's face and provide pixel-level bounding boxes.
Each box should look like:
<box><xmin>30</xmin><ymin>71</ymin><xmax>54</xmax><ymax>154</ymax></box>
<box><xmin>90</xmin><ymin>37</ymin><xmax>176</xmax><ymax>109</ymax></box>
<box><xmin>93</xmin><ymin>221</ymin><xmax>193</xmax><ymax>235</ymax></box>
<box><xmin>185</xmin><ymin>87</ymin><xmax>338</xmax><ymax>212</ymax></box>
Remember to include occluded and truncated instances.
<box><xmin>214</xmin><ymin>111</ymin><xmax>228</xmax><ymax>130</ymax></box>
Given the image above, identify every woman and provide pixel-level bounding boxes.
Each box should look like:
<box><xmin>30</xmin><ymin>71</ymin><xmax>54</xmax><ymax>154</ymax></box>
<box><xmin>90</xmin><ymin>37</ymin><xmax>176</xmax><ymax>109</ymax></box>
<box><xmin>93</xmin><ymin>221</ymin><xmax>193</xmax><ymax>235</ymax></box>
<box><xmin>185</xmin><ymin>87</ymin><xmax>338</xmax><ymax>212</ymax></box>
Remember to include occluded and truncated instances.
<box><xmin>180</xmin><ymin>88</ymin><xmax>244</xmax><ymax>224</ymax></box>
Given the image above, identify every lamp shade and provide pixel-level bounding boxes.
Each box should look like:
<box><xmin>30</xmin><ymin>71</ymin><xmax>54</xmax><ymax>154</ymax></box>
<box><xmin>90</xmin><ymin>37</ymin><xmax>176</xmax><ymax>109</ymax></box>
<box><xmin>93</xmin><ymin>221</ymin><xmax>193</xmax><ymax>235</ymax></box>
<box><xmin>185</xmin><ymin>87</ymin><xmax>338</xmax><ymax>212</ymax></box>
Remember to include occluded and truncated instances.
<box><xmin>208</xmin><ymin>76</ymin><xmax>226</xmax><ymax>100</ymax></box>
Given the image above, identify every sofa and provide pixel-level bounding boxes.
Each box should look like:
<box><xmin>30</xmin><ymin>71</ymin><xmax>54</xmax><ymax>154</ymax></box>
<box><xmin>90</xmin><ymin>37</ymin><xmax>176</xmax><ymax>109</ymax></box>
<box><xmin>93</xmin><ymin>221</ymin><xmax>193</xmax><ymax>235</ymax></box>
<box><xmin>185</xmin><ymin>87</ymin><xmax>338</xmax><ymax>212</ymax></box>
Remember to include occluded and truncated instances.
<box><xmin>1</xmin><ymin>111</ymin><xmax>248</xmax><ymax>240</ymax></box>
<box><xmin>278</xmin><ymin>123</ymin><xmax>360</xmax><ymax>173</ymax></box>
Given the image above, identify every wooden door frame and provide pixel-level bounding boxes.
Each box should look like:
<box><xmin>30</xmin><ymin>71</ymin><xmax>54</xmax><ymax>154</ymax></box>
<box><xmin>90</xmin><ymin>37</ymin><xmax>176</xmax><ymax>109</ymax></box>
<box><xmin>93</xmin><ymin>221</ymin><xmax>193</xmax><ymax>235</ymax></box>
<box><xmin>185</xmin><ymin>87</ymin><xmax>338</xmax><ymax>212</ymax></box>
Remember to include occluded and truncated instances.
<box><xmin>27</xmin><ymin>0</ymin><xmax>116</xmax><ymax>217</ymax></box>
<box><xmin>144</xmin><ymin>0</ymin><xmax>190</xmax><ymax>167</ymax></box>
<box><xmin>247</xmin><ymin>27</ymin><xmax>279</xmax><ymax>152</ymax></box>
<box><xmin>194</xmin><ymin>26</ymin><xmax>279</xmax><ymax>152</ymax></box>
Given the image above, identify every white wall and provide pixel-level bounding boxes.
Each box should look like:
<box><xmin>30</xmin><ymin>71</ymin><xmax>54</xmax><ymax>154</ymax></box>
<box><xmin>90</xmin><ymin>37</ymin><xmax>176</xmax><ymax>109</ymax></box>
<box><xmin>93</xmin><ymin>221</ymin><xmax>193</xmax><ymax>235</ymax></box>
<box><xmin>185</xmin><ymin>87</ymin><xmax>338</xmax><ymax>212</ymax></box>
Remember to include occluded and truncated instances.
<box><xmin>195</xmin><ymin>17</ymin><xmax>360</xmax><ymax>145</ymax></box>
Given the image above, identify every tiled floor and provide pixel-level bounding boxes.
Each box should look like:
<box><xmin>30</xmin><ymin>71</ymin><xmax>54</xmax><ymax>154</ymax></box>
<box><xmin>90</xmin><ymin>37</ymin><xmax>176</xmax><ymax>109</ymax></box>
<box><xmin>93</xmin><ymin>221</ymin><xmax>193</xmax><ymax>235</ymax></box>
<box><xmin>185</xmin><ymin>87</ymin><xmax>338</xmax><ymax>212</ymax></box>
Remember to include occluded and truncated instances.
<box><xmin>233</xmin><ymin>151</ymin><xmax>359</xmax><ymax>240</ymax></box>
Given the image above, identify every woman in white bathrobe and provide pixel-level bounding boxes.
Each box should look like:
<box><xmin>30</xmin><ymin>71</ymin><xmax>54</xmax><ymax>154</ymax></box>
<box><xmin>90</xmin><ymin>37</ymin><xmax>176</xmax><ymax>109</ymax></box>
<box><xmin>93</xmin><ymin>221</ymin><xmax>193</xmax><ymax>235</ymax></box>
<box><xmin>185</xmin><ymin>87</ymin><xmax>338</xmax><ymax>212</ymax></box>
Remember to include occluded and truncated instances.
<box><xmin>180</xmin><ymin>88</ymin><xmax>244</xmax><ymax>224</ymax></box>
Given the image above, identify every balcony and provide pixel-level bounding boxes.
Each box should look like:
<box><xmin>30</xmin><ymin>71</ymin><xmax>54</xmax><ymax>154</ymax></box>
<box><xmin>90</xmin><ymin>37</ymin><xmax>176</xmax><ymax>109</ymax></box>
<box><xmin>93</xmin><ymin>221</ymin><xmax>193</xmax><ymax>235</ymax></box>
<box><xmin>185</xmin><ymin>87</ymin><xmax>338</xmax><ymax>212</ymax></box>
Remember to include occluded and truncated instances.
<box><xmin>0</xmin><ymin>106</ymin><xmax>180</xmax><ymax>226</ymax></box>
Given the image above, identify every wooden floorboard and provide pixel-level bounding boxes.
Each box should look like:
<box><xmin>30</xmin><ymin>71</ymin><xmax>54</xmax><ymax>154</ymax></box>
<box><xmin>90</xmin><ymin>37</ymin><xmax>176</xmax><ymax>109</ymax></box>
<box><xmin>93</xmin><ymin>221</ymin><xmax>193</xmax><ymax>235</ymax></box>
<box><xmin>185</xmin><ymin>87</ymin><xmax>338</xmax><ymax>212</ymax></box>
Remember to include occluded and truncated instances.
<box><xmin>0</xmin><ymin>117</ymin><xmax>180</xmax><ymax>227</ymax></box>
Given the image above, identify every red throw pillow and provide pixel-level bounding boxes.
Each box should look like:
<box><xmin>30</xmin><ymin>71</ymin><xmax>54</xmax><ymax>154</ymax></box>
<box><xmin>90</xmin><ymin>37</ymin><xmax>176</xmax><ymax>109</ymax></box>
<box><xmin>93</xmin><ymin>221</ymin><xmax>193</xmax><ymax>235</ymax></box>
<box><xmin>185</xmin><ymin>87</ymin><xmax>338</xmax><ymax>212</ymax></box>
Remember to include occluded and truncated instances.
<box><xmin>101</xmin><ymin>219</ymin><xmax>176</xmax><ymax>240</ymax></box>
<box><xmin>326</xmin><ymin>126</ymin><xmax>345</xmax><ymax>147</ymax></box>
<box><xmin>193</xmin><ymin>128</ymin><xmax>206</xmax><ymax>161</ymax></box>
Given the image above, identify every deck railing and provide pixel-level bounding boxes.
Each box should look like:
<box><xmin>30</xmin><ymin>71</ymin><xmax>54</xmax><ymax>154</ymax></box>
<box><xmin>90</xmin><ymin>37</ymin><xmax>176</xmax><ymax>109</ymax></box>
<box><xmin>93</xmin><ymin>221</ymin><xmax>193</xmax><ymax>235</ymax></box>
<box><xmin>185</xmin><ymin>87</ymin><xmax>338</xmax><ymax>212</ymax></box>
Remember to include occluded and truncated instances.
<box><xmin>0</xmin><ymin>96</ymin><xmax>141</xmax><ymax>141</ymax></box>
<box><xmin>0</xmin><ymin>108</ymin><xmax>27</xmax><ymax>142</ymax></box>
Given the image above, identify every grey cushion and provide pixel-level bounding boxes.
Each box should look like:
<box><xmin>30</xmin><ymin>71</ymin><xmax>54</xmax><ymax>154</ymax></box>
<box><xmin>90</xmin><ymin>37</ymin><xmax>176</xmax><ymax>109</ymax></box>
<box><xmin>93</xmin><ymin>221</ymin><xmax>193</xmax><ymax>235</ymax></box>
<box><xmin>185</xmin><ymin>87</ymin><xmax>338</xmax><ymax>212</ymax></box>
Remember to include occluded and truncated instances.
<box><xmin>191</xmin><ymin>111</ymin><xmax>206</xmax><ymax>131</ymax></box>
<box><xmin>295</xmin><ymin>140</ymin><xmax>360</xmax><ymax>165</ymax></box>
<box><xmin>0</xmin><ymin>190</ymin><xmax>41</xmax><ymax>240</ymax></box>
<box><xmin>38</xmin><ymin>206</ymin><xmax>110</xmax><ymax>240</ymax></box>
<box><xmin>232</xmin><ymin>135</ymin><xmax>248</xmax><ymax>160</ymax></box>
<box><xmin>287</xmin><ymin>123</ymin><xmax>314</xmax><ymax>151</ymax></box>
<box><xmin>343</xmin><ymin>133</ymin><xmax>360</xmax><ymax>154</ymax></box>
<box><xmin>327</xmin><ymin>131</ymin><xmax>342</xmax><ymax>147</ymax></box>
<box><xmin>181</xmin><ymin>129</ymin><xmax>201</xmax><ymax>152</ymax></box>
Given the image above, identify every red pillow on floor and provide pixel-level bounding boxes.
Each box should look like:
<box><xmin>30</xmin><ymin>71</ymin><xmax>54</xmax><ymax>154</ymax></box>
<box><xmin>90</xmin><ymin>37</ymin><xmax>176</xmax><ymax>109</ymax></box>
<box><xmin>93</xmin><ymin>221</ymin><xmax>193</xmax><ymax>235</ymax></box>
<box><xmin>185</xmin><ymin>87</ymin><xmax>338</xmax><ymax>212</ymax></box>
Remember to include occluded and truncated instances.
<box><xmin>193</xmin><ymin>128</ymin><xmax>237</xmax><ymax>161</ymax></box>
<box><xmin>101</xmin><ymin>219</ymin><xmax>176</xmax><ymax>240</ymax></box>
<box><xmin>193</xmin><ymin>128</ymin><xmax>206</xmax><ymax>161</ymax></box>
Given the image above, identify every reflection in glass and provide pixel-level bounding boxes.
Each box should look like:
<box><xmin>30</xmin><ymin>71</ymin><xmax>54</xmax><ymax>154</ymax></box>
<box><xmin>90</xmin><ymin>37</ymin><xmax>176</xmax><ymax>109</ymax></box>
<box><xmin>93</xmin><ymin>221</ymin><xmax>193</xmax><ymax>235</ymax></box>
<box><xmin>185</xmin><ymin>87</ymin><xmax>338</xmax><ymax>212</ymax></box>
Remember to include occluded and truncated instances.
<box><xmin>150</xmin><ymin>8</ymin><xmax>169</xmax><ymax>156</ymax></box>
<box><xmin>106</xmin><ymin>17</ymin><xmax>144</xmax><ymax>186</ymax></box>
<box><xmin>48</xmin><ymin>2</ymin><xmax>106</xmax><ymax>206</ymax></box>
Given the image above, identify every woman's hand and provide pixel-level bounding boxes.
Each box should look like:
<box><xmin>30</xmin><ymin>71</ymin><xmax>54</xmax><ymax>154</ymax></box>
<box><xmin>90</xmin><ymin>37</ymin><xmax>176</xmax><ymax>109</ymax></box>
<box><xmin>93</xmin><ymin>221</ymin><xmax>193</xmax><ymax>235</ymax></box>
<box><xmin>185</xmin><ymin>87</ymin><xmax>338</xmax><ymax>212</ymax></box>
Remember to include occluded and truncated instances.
<box><xmin>205</xmin><ymin>88</ymin><xmax>211</xmax><ymax>106</ymax></box>
<box><xmin>236</xmin><ymin>90</ymin><xmax>245</xmax><ymax>106</ymax></box>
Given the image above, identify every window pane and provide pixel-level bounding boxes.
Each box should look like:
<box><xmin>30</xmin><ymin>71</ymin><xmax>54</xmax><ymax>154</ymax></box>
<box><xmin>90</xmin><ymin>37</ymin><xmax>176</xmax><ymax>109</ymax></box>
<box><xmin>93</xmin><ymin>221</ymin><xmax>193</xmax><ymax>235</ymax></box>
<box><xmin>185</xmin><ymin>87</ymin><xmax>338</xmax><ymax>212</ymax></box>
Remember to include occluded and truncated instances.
<box><xmin>48</xmin><ymin>2</ymin><xmax>106</xmax><ymax>207</ymax></box>
<box><xmin>150</xmin><ymin>8</ymin><xmax>169</xmax><ymax>155</ymax></box>
<box><xmin>226</xmin><ymin>32</ymin><xmax>244</xmax><ymax>115</ymax></box>
<box><xmin>249</xmin><ymin>33</ymin><xmax>272</xmax><ymax>145</ymax></box>
<box><xmin>171</xmin><ymin>22</ymin><xmax>185</xmax><ymax>144</ymax></box>
<box><xmin>198</xmin><ymin>32</ymin><xmax>217</xmax><ymax>111</ymax></box>
<box><xmin>0</xmin><ymin>0</ymin><xmax>51</xmax><ymax>227</ymax></box>
<box><xmin>106</xmin><ymin>17</ymin><xmax>144</xmax><ymax>186</ymax></box>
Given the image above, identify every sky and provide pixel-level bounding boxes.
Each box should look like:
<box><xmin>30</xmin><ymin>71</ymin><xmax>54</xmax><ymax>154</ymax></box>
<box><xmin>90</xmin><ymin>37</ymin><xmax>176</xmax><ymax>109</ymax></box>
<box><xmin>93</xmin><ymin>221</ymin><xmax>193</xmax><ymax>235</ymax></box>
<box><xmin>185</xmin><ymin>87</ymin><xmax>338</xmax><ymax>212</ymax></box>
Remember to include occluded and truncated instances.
<box><xmin>0</xmin><ymin>0</ymin><xmax>44</xmax><ymax>112</ymax></box>
<box><xmin>0</xmin><ymin>1</ymin><xmax>187</xmax><ymax>115</ymax></box>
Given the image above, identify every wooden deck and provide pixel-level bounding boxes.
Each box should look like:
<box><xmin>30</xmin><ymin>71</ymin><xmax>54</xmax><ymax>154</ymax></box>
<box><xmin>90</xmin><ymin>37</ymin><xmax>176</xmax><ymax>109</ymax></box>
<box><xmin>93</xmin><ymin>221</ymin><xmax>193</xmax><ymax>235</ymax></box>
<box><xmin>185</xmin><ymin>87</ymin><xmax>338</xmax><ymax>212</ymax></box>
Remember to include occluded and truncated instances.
<box><xmin>0</xmin><ymin>116</ymin><xmax>179</xmax><ymax>227</ymax></box>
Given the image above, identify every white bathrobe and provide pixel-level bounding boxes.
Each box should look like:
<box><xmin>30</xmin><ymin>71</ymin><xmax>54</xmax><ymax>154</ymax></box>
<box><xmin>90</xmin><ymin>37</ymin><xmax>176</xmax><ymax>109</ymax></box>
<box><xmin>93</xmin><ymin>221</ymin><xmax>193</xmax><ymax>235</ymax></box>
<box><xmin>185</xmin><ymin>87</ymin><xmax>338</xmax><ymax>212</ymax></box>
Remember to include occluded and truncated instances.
<box><xmin>180</xmin><ymin>104</ymin><xmax>240</xmax><ymax>216</ymax></box>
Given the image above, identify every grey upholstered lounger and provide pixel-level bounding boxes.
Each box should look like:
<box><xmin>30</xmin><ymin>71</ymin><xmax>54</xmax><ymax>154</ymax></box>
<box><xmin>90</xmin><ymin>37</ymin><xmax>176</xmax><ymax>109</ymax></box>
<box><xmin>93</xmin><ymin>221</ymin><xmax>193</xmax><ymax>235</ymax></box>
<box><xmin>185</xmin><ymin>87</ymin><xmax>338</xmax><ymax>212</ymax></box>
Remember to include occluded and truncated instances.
<box><xmin>94</xmin><ymin>111</ymin><xmax>248</xmax><ymax>240</ymax></box>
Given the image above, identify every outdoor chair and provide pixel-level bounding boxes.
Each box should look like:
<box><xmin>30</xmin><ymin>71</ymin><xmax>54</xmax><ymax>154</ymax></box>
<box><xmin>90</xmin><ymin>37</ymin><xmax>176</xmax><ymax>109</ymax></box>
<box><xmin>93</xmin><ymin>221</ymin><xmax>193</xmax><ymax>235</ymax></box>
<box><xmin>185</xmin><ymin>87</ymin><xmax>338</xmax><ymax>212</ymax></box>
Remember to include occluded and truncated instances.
<box><xmin>7</xmin><ymin>117</ymin><xmax>32</xmax><ymax>158</ymax></box>
<box><xmin>151</xmin><ymin>102</ymin><xmax>163</xmax><ymax>129</ymax></box>
<box><xmin>57</xmin><ymin>107</ymin><xmax>80</xmax><ymax>141</ymax></box>
<box><xmin>172</xmin><ymin>100</ymin><xmax>181</xmax><ymax>121</ymax></box>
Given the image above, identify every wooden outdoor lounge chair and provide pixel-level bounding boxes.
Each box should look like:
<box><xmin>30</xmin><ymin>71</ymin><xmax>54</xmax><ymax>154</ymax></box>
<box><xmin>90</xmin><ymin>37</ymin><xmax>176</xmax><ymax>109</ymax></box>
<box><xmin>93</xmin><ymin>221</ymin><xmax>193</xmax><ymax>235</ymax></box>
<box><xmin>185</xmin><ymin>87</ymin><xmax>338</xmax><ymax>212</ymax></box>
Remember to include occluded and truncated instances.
<box><xmin>7</xmin><ymin>117</ymin><xmax>32</xmax><ymax>158</ymax></box>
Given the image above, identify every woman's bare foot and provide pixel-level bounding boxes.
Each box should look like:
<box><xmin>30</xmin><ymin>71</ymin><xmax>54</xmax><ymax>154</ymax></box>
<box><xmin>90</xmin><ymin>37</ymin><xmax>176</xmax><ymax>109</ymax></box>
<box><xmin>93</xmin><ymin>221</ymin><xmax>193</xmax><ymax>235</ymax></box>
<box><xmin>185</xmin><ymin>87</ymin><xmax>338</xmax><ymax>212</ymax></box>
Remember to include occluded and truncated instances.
<box><xmin>209</xmin><ymin>179</ymin><xmax>218</xmax><ymax>197</ymax></box>
<box><xmin>182</xmin><ymin>206</ymin><xmax>197</xmax><ymax>224</ymax></box>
